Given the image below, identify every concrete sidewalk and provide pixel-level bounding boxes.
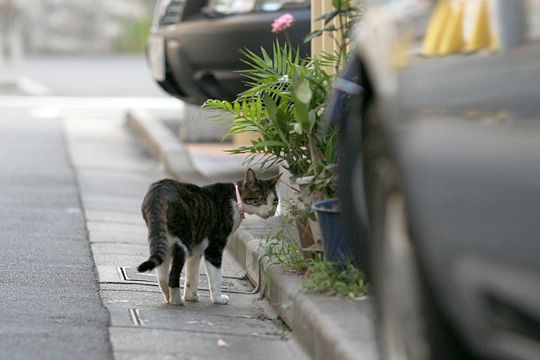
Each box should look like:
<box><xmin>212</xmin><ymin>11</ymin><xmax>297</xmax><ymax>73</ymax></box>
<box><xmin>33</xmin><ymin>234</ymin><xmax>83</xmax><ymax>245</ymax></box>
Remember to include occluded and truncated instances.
<box><xmin>127</xmin><ymin>110</ymin><xmax>379</xmax><ymax>360</ymax></box>
<box><xmin>65</xmin><ymin>115</ymin><xmax>308</xmax><ymax>360</ymax></box>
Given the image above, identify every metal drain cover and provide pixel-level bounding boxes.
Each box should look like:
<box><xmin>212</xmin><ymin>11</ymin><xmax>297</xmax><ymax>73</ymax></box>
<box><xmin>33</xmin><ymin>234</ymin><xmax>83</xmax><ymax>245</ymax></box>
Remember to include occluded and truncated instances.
<box><xmin>118</xmin><ymin>267</ymin><xmax>255</xmax><ymax>294</ymax></box>
<box><xmin>120</xmin><ymin>266</ymin><xmax>157</xmax><ymax>283</ymax></box>
<box><xmin>125</xmin><ymin>307</ymin><xmax>282</xmax><ymax>337</ymax></box>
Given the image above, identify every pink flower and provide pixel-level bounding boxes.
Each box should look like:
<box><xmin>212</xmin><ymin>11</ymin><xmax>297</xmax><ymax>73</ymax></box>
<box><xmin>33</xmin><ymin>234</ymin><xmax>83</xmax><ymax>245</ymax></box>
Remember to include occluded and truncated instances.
<box><xmin>271</xmin><ymin>13</ymin><xmax>295</xmax><ymax>34</ymax></box>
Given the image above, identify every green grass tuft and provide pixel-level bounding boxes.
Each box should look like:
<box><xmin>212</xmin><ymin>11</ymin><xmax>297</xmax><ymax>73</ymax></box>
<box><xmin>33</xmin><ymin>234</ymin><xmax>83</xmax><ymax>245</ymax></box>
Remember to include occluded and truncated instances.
<box><xmin>264</xmin><ymin>228</ymin><xmax>309</xmax><ymax>273</ymax></box>
<box><xmin>302</xmin><ymin>255</ymin><xmax>369</xmax><ymax>299</ymax></box>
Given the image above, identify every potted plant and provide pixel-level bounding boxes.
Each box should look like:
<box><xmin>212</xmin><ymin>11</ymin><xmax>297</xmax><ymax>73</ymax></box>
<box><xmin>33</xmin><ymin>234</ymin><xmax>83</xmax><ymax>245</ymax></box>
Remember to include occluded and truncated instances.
<box><xmin>203</xmin><ymin>1</ymin><xmax>361</xmax><ymax>262</ymax></box>
<box><xmin>203</xmin><ymin>40</ymin><xmax>335</xmax><ymax>254</ymax></box>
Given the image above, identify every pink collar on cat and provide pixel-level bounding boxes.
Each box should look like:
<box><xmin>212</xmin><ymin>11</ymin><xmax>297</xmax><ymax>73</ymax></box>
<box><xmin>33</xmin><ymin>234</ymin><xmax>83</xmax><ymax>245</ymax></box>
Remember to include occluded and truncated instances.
<box><xmin>235</xmin><ymin>184</ymin><xmax>245</xmax><ymax>220</ymax></box>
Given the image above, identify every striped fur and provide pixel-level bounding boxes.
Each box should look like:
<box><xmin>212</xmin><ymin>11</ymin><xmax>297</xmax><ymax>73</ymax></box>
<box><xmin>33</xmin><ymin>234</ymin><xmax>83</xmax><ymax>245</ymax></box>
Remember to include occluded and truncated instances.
<box><xmin>137</xmin><ymin>169</ymin><xmax>280</xmax><ymax>305</ymax></box>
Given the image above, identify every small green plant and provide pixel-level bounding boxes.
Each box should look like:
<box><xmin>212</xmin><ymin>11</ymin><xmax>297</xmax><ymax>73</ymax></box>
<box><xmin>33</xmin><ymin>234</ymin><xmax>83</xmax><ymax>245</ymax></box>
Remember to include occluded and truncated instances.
<box><xmin>204</xmin><ymin>3</ymin><xmax>362</xmax><ymax>199</ymax></box>
<box><xmin>302</xmin><ymin>255</ymin><xmax>369</xmax><ymax>298</ymax></box>
<box><xmin>264</xmin><ymin>224</ymin><xmax>308</xmax><ymax>272</ymax></box>
<box><xmin>204</xmin><ymin>41</ymin><xmax>336</xmax><ymax>183</ymax></box>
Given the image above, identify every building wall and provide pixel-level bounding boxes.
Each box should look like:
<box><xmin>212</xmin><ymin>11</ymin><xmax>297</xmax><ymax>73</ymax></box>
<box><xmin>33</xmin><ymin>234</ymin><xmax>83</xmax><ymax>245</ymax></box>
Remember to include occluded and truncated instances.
<box><xmin>12</xmin><ymin>0</ymin><xmax>154</xmax><ymax>53</ymax></box>
<box><xmin>311</xmin><ymin>0</ymin><xmax>338</xmax><ymax>59</ymax></box>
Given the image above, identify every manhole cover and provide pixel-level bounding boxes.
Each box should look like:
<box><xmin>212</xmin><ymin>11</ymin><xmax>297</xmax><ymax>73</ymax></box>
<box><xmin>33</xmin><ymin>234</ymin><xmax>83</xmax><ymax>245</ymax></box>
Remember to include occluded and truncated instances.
<box><xmin>120</xmin><ymin>266</ymin><xmax>157</xmax><ymax>283</ymax></box>
<box><xmin>126</xmin><ymin>307</ymin><xmax>282</xmax><ymax>337</ymax></box>
<box><xmin>118</xmin><ymin>267</ymin><xmax>255</xmax><ymax>294</ymax></box>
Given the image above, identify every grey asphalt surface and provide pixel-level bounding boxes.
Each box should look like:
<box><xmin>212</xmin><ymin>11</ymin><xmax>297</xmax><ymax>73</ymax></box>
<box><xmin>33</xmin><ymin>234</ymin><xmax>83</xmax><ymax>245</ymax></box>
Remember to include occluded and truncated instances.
<box><xmin>0</xmin><ymin>109</ymin><xmax>112</xmax><ymax>359</ymax></box>
<box><xmin>21</xmin><ymin>54</ymin><xmax>165</xmax><ymax>97</ymax></box>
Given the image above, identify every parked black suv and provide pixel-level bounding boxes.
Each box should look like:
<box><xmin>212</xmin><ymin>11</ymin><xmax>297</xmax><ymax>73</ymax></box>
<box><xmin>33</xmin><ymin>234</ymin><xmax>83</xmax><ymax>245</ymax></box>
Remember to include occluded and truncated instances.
<box><xmin>147</xmin><ymin>0</ymin><xmax>311</xmax><ymax>105</ymax></box>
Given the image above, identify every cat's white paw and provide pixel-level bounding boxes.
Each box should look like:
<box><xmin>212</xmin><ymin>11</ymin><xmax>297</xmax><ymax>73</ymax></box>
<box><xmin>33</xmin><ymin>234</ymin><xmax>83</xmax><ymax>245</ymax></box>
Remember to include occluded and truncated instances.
<box><xmin>168</xmin><ymin>297</ymin><xmax>184</xmax><ymax>306</ymax></box>
<box><xmin>159</xmin><ymin>281</ymin><xmax>170</xmax><ymax>303</ymax></box>
<box><xmin>211</xmin><ymin>294</ymin><xmax>229</xmax><ymax>305</ymax></box>
<box><xmin>168</xmin><ymin>289</ymin><xmax>184</xmax><ymax>306</ymax></box>
<box><xmin>184</xmin><ymin>292</ymin><xmax>200</xmax><ymax>302</ymax></box>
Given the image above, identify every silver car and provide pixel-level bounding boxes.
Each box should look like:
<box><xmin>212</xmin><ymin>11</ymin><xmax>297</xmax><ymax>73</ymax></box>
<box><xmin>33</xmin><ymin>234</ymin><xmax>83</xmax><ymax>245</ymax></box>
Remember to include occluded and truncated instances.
<box><xmin>339</xmin><ymin>1</ymin><xmax>540</xmax><ymax>359</ymax></box>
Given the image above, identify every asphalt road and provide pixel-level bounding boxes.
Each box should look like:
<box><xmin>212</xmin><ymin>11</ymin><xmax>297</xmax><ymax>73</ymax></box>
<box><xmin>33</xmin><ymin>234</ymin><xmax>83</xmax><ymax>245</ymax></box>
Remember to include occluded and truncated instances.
<box><xmin>0</xmin><ymin>109</ymin><xmax>112</xmax><ymax>359</ymax></box>
<box><xmin>20</xmin><ymin>54</ymin><xmax>166</xmax><ymax>97</ymax></box>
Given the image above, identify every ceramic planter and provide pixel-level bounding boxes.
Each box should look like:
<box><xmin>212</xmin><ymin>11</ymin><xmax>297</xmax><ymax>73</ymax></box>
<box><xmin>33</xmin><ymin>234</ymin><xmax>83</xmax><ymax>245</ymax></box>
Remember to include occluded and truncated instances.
<box><xmin>295</xmin><ymin>176</ymin><xmax>323</xmax><ymax>253</ymax></box>
<box><xmin>276</xmin><ymin>165</ymin><xmax>323</xmax><ymax>257</ymax></box>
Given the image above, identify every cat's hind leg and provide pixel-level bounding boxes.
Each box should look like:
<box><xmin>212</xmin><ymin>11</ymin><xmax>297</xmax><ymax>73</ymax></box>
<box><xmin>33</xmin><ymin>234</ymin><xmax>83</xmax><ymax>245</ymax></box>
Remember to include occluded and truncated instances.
<box><xmin>155</xmin><ymin>257</ymin><xmax>171</xmax><ymax>303</ymax></box>
<box><xmin>184</xmin><ymin>239</ymin><xmax>207</xmax><ymax>302</ymax></box>
<box><xmin>204</xmin><ymin>244</ymin><xmax>229</xmax><ymax>305</ymax></box>
<box><xmin>183</xmin><ymin>255</ymin><xmax>202</xmax><ymax>302</ymax></box>
<box><xmin>168</xmin><ymin>240</ymin><xmax>187</xmax><ymax>306</ymax></box>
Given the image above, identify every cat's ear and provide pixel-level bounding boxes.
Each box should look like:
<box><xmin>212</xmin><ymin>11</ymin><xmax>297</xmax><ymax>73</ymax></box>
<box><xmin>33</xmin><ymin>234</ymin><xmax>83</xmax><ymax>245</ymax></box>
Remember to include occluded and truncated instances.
<box><xmin>267</xmin><ymin>173</ymin><xmax>282</xmax><ymax>188</ymax></box>
<box><xmin>243</xmin><ymin>168</ymin><xmax>258</xmax><ymax>188</ymax></box>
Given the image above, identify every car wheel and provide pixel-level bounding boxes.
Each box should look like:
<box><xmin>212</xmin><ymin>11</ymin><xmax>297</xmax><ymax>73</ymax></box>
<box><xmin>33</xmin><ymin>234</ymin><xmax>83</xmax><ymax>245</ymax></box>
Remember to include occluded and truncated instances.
<box><xmin>156</xmin><ymin>75</ymin><xmax>185</xmax><ymax>100</ymax></box>
<box><xmin>365</xmin><ymin>105</ymin><xmax>474</xmax><ymax>360</ymax></box>
<box><xmin>337</xmin><ymin>71</ymin><xmax>370</xmax><ymax>276</ymax></box>
<box><xmin>370</xmin><ymin>157</ymin><xmax>430</xmax><ymax>360</ymax></box>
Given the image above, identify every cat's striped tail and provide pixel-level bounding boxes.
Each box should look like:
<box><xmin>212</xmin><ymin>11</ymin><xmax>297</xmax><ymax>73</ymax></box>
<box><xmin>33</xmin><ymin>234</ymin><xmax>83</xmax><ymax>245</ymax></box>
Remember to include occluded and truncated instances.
<box><xmin>137</xmin><ymin>202</ymin><xmax>168</xmax><ymax>273</ymax></box>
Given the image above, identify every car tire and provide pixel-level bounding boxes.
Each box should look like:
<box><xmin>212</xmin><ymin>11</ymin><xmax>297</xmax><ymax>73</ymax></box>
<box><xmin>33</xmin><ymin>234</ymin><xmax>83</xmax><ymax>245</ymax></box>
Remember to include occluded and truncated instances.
<box><xmin>369</xmin><ymin>156</ymin><xmax>430</xmax><ymax>360</ymax></box>
<box><xmin>145</xmin><ymin>45</ymin><xmax>185</xmax><ymax>100</ymax></box>
<box><xmin>365</xmin><ymin>103</ymin><xmax>474</xmax><ymax>360</ymax></box>
<box><xmin>156</xmin><ymin>72</ymin><xmax>185</xmax><ymax>100</ymax></box>
<box><xmin>337</xmin><ymin>73</ymin><xmax>370</xmax><ymax>276</ymax></box>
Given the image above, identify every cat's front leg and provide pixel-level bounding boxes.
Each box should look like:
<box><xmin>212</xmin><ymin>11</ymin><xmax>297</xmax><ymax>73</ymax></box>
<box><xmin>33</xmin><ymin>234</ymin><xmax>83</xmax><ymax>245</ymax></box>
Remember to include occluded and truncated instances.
<box><xmin>204</xmin><ymin>261</ymin><xmax>229</xmax><ymax>304</ymax></box>
<box><xmin>204</xmin><ymin>245</ymin><xmax>228</xmax><ymax>304</ymax></box>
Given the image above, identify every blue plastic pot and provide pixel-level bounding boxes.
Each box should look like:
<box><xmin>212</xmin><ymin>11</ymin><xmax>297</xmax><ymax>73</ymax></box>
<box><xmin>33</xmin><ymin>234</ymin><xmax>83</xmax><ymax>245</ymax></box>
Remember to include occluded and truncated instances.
<box><xmin>312</xmin><ymin>198</ymin><xmax>352</xmax><ymax>263</ymax></box>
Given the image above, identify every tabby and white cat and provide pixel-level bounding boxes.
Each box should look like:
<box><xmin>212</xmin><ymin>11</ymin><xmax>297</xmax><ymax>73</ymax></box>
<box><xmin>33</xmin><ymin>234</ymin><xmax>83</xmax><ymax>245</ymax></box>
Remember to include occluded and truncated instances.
<box><xmin>137</xmin><ymin>168</ymin><xmax>280</xmax><ymax>305</ymax></box>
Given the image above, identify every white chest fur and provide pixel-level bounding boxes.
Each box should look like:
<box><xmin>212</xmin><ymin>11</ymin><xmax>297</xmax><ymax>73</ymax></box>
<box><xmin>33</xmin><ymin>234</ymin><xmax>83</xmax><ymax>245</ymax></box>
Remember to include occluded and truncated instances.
<box><xmin>231</xmin><ymin>199</ymin><xmax>242</xmax><ymax>233</ymax></box>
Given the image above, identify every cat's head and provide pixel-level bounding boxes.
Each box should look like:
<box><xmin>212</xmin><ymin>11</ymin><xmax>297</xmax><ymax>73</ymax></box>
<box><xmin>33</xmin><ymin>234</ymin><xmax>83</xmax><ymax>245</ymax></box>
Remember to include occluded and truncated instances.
<box><xmin>240</xmin><ymin>168</ymin><xmax>281</xmax><ymax>219</ymax></box>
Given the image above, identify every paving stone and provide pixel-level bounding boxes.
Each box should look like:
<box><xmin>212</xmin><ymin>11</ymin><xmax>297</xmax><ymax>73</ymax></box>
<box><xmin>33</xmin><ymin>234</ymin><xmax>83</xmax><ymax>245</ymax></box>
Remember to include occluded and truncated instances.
<box><xmin>95</xmin><ymin>265</ymin><xmax>126</xmax><ymax>284</ymax></box>
<box><xmin>101</xmin><ymin>289</ymin><xmax>265</xmax><ymax>318</ymax></box>
<box><xmin>88</xmin><ymin>221</ymin><xmax>147</xmax><ymax>238</ymax></box>
<box><xmin>65</xmin><ymin>119</ymin><xmax>156</xmax><ymax>172</ymax></box>
<box><xmin>100</xmin><ymin>282</ymin><xmax>163</xmax><ymax>293</ymax></box>
<box><xmin>81</xmin><ymin>194</ymin><xmax>142</xmax><ymax>213</ymax></box>
<box><xmin>88</xmin><ymin>229</ymin><xmax>146</xmax><ymax>245</ymax></box>
<box><xmin>67</xmin><ymin>115</ymin><xmax>308</xmax><ymax>360</ymax></box>
<box><xmin>110</xmin><ymin>328</ymin><xmax>306</xmax><ymax>360</ymax></box>
<box><xmin>77</xmin><ymin>169</ymin><xmax>154</xmax><ymax>198</ymax></box>
<box><xmin>91</xmin><ymin>242</ymin><xmax>148</xmax><ymax>257</ymax></box>
<box><xmin>109</xmin><ymin>307</ymin><xmax>281</xmax><ymax>337</ymax></box>
<box><xmin>113</xmin><ymin>352</ymin><xmax>177</xmax><ymax>360</ymax></box>
<box><xmin>84</xmin><ymin>210</ymin><xmax>142</xmax><ymax>225</ymax></box>
<box><xmin>92</xmin><ymin>253</ymin><xmax>146</xmax><ymax>268</ymax></box>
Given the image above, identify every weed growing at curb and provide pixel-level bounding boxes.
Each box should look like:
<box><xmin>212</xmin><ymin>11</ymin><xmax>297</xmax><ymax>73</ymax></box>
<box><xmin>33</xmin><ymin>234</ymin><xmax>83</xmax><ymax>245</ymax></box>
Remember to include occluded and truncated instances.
<box><xmin>261</xmin><ymin>215</ymin><xmax>369</xmax><ymax>299</ymax></box>
<box><xmin>302</xmin><ymin>255</ymin><xmax>369</xmax><ymax>299</ymax></box>
<box><xmin>264</xmin><ymin>228</ymin><xmax>308</xmax><ymax>272</ymax></box>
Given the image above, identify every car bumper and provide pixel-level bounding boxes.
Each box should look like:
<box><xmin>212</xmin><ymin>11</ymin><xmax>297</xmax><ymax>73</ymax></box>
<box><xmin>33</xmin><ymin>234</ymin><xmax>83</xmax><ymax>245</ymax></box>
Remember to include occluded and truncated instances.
<box><xmin>149</xmin><ymin>9</ymin><xmax>310</xmax><ymax>105</ymax></box>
